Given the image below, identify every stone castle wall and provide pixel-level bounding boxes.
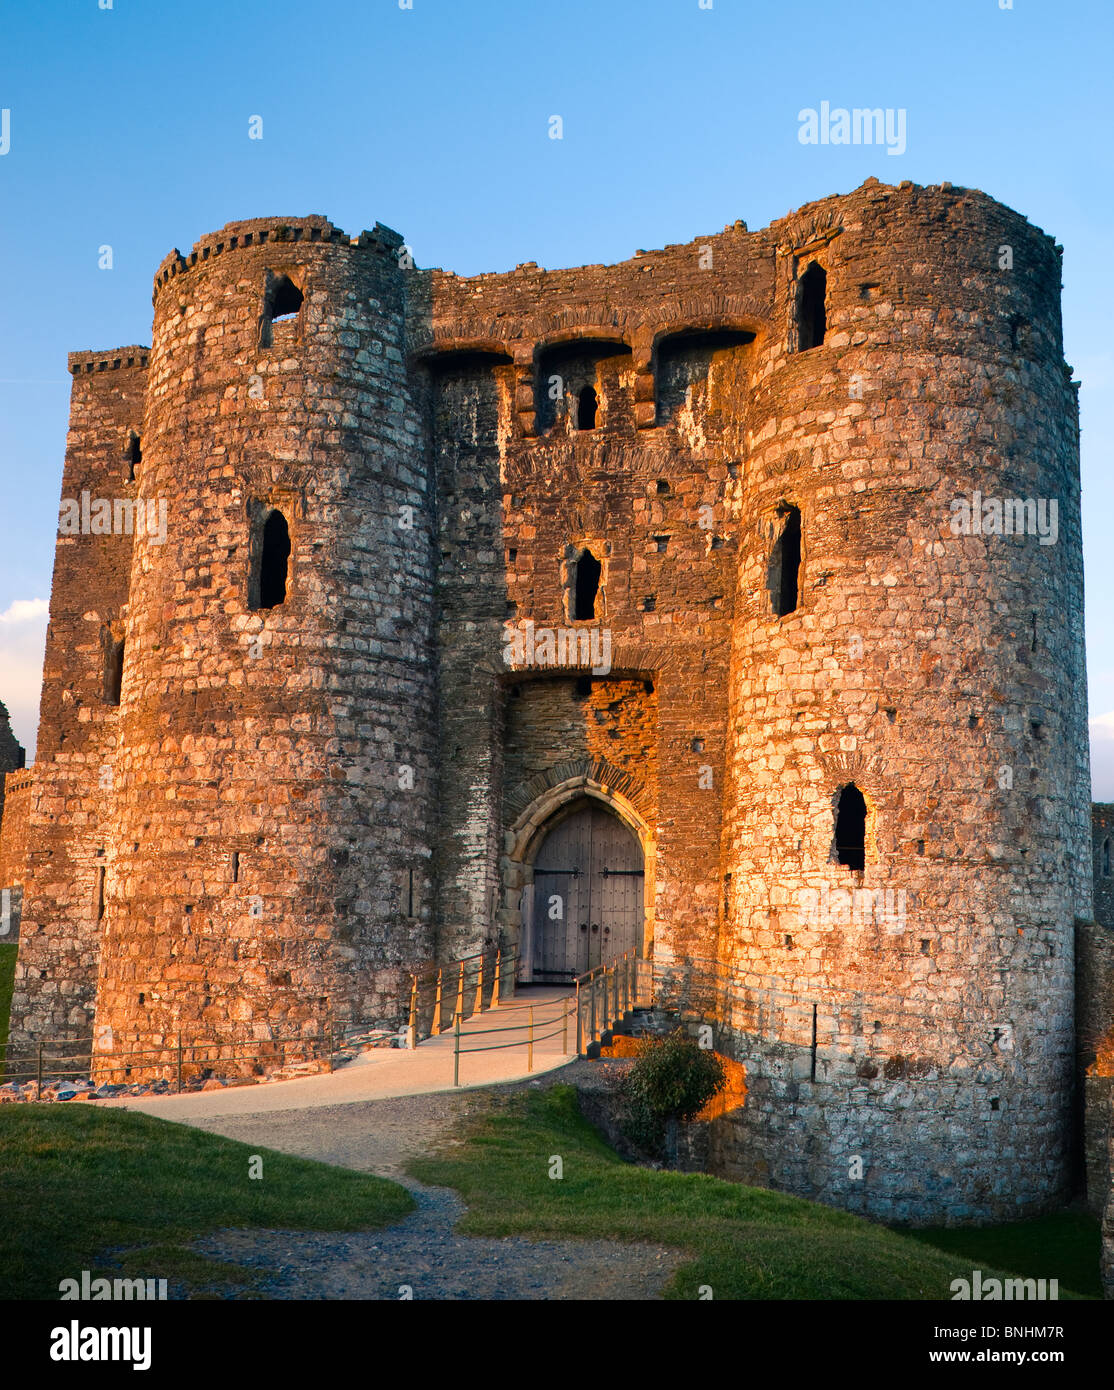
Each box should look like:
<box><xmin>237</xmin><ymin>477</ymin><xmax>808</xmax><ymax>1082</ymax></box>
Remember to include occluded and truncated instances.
<box><xmin>0</xmin><ymin>771</ymin><xmax>33</xmax><ymax>936</ymax></box>
<box><xmin>0</xmin><ymin>701</ymin><xmax>25</xmax><ymax>832</ymax></box>
<box><xmin>1094</xmin><ymin>804</ymin><xmax>1114</xmax><ymax>930</ymax></box>
<box><xmin>6</xmin><ymin>351</ymin><xmax>146</xmax><ymax>1049</ymax></box>
<box><xmin>1080</xmin><ymin>806</ymin><xmax>1114</xmax><ymax>1216</ymax></box>
<box><xmin>88</xmin><ymin>219</ymin><xmax>439</xmax><ymax>1064</ymax></box>
<box><xmin>0</xmin><ymin>704</ymin><xmax>26</xmax><ymax>939</ymax></box>
<box><xmin>0</xmin><ymin>179</ymin><xmax>1095</xmax><ymax>1220</ymax></box>
<box><xmin>714</xmin><ymin>184</ymin><xmax>1087</xmax><ymax>1221</ymax></box>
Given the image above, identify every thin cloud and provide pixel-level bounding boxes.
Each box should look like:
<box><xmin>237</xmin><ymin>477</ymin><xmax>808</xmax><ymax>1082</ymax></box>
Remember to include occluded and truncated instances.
<box><xmin>1090</xmin><ymin>711</ymin><xmax>1114</xmax><ymax>802</ymax></box>
<box><xmin>0</xmin><ymin>597</ymin><xmax>48</xmax><ymax>625</ymax></box>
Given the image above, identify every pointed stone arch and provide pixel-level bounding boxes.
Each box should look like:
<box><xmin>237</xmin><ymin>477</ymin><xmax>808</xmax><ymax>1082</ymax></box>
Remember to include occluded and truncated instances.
<box><xmin>499</xmin><ymin>757</ymin><xmax>656</xmax><ymax>981</ymax></box>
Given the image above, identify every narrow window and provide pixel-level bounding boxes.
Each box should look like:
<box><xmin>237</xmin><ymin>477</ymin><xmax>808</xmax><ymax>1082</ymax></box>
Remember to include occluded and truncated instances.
<box><xmin>106</xmin><ymin>639</ymin><xmax>125</xmax><ymax>705</ymax></box>
<box><xmin>1104</xmin><ymin>837</ymin><xmax>1111</xmax><ymax>876</ymax></box>
<box><xmin>834</xmin><ymin>784</ymin><xmax>867</xmax><ymax>871</ymax></box>
<box><xmin>125</xmin><ymin>432</ymin><xmax>142</xmax><ymax>482</ymax></box>
<box><xmin>577</xmin><ymin>384</ymin><xmax>598</xmax><ymax>430</ymax></box>
<box><xmin>269</xmin><ymin>275</ymin><xmax>303</xmax><ymax>321</ymax></box>
<box><xmin>257</xmin><ymin>510</ymin><xmax>291</xmax><ymax>610</ymax></box>
<box><xmin>401</xmin><ymin>867</ymin><xmax>420</xmax><ymax>919</ymax></box>
<box><xmin>770</xmin><ymin>504</ymin><xmax>802</xmax><ymax>616</ymax></box>
<box><xmin>573</xmin><ymin>548</ymin><xmax>601</xmax><ymax>620</ymax></box>
<box><xmin>260</xmin><ymin>274</ymin><xmax>304</xmax><ymax>347</ymax></box>
<box><xmin>231</xmin><ymin>851</ymin><xmax>240</xmax><ymax>884</ymax></box>
<box><xmin>94</xmin><ymin>867</ymin><xmax>105</xmax><ymax>922</ymax></box>
<box><xmin>797</xmin><ymin>263</ymin><xmax>827</xmax><ymax>350</ymax></box>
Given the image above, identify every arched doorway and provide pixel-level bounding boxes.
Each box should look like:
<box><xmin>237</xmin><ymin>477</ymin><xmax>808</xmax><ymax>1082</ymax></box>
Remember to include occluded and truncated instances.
<box><xmin>527</xmin><ymin>799</ymin><xmax>644</xmax><ymax>982</ymax></box>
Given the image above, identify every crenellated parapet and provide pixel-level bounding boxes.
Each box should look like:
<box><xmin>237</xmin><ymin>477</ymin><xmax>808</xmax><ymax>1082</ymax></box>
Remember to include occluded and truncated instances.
<box><xmin>67</xmin><ymin>346</ymin><xmax>150</xmax><ymax>375</ymax></box>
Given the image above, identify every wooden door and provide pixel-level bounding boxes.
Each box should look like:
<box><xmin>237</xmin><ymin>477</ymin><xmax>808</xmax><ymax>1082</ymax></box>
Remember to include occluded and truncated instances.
<box><xmin>530</xmin><ymin>802</ymin><xmax>643</xmax><ymax>981</ymax></box>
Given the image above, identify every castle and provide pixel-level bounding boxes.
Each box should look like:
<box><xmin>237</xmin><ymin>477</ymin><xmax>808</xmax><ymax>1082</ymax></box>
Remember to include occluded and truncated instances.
<box><xmin>1</xmin><ymin>177</ymin><xmax>1108</xmax><ymax>1225</ymax></box>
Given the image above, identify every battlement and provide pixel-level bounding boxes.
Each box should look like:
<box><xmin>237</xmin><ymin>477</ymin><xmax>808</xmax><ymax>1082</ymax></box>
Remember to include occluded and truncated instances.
<box><xmin>151</xmin><ymin>215</ymin><xmax>406</xmax><ymax>305</ymax></box>
<box><xmin>67</xmin><ymin>347</ymin><xmax>149</xmax><ymax>376</ymax></box>
<box><xmin>3</xmin><ymin>769</ymin><xmax>34</xmax><ymax>796</ymax></box>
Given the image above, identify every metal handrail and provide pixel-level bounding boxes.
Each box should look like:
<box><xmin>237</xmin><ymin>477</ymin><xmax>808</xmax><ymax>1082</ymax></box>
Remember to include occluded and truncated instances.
<box><xmin>447</xmin><ymin>996</ymin><xmax>574</xmax><ymax>1086</ymax></box>
<box><xmin>572</xmin><ymin>950</ymin><xmax>647</xmax><ymax>1056</ymax></box>
<box><xmin>405</xmin><ymin>946</ymin><xmax>520</xmax><ymax>1047</ymax></box>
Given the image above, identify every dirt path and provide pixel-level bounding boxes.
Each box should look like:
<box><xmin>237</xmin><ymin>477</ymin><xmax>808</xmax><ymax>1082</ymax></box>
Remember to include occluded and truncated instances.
<box><xmin>182</xmin><ymin>1073</ymin><xmax>684</xmax><ymax>1300</ymax></box>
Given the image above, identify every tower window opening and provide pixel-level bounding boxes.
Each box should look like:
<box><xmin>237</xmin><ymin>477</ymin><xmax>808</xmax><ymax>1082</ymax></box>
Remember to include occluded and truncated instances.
<box><xmin>255</xmin><ymin>509</ymin><xmax>291</xmax><ymax>610</ymax></box>
<box><xmin>577</xmin><ymin>385</ymin><xmax>598</xmax><ymax>430</ymax></box>
<box><xmin>268</xmin><ymin>275</ymin><xmax>303</xmax><ymax>322</ymax></box>
<box><xmin>125</xmin><ymin>432</ymin><xmax>142</xmax><ymax>482</ymax></box>
<box><xmin>105</xmin><ymin>639</ymin><xmax>125</xmax><ymax>706</ymax></box>
<box><xmin>834</xmin><ymin>783</ymin><xmax>867</xmax><ymax>871</ymax></box>
<box><xmin>94</xmin><ymin>867</ymin><xmax>105</xmax><ymax>922</ymax></box>
<box><xmin>573</xmin><ymin>548</ymin><xmax>602</xmax><ymax>620</ymax></box>
<box><xmin>770</xmin><ymin>504</ymin><xmax>802</xmax><ymax>616</ymax></box>
<box><xmin>797</xmin><ymin>262</ymin><xmax>827</xmax><ymax>350</ymax></box>
<box><xmin>260</xmin><ymin>274</ymin><xmax>304</xmax><ymax>346</ymax></box>
<box><xmin>1104</xmin><ymin>837</ymin><xmax>1111</xmax><ymax>877</ymax></box>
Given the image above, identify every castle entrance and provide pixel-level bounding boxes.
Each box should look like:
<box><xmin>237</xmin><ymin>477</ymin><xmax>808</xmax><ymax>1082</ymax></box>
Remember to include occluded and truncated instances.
<box><xmin>527</xmin><ymin>801</ymin><xmax>644</xmax><ymax>982</ymax></box>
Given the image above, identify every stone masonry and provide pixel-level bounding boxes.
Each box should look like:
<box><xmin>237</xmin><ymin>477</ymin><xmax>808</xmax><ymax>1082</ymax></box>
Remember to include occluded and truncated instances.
<box><xmin>0</xmin><ymin>178</ymin><xmax>1098</xmax><ymax>1223</ymax></box>
<box><xmin>0</xmin><ymin>702</ymin><xmax>26</xmax><ymax>940</ymax></box>
<box><xmin>1082</xmin><ymin>806</ymin><xmax>1114</xmax><ymax>1231</ymax></box>
<box><xmin>0</xmin><ymin>701</ymin><xmax>25</xmax><ymax>833</ymax></box>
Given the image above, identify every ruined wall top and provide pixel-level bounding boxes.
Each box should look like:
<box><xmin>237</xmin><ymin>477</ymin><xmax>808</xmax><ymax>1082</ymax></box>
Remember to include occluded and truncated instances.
<box><xmin>416</xmin><ymin>177</ymin><xmax>1065</xmax><ymax>356</ymax></box>
<box><xmin>150</xmin><ymin>215</ymin><xmax>406</xmax><ymax>305</ymax></box>
<box><xmin>141</xmin><ymin>179</ymin><xmax>1066</xmax><ymax>347</ymax></box>
<box><xmin>67</xmin><ymin>347</ymin><xmax>149</xmax><ymax>376</ymax></box>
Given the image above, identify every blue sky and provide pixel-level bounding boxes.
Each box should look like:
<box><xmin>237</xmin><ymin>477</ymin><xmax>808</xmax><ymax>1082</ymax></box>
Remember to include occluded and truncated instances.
<box><xmin>0</xmin><ymin>0</ymin><xmax>1111</xmax><ymax>794</ymax></box>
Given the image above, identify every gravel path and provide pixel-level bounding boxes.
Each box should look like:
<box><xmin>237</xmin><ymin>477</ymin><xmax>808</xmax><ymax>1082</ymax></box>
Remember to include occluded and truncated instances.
<box><xmin>182</xmin><ymin>1069</ymin><xmax>684</xmax><ymax>1300</ymax></box>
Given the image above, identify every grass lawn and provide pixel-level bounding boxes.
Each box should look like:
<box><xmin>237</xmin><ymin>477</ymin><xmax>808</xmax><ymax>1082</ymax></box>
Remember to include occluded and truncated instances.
<box><xmin>0</xmin><ymin>1104</ymin><xmax>414</xmax><ymax>1299</ymax></box>
<box><xmin>908</xmin><ymin>1210</ymin><xmax>1101</xmax><ymax>1300</ymax></box>
<box><xmin>0</xmin><ymin>942</ymin><xmax>16</xmax><ymax>1078</ymax></box>
<box><xmin>409</xmin><ymin>1084</ymin><xmax>1098</xmax><ymax>1300</ymax></box>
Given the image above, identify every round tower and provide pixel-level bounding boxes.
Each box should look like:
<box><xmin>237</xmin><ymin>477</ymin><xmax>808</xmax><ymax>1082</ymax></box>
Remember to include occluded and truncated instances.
<box><xmin>719</xmin><ymin>182</ymin><xmax>1087</xmax><ymax>1222</ymax></box>
<box><xmin>93</xmin><ymin>216</ymin><xmax>437</xmax><ymax>1069</ymax></box>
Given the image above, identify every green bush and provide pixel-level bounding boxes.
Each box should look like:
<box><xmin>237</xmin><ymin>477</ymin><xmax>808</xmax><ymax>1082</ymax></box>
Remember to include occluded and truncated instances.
<box><xmin>616</xmin><ymin>1029</ymin><xmax>726</xmax><ymax>1165</ymax></box>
